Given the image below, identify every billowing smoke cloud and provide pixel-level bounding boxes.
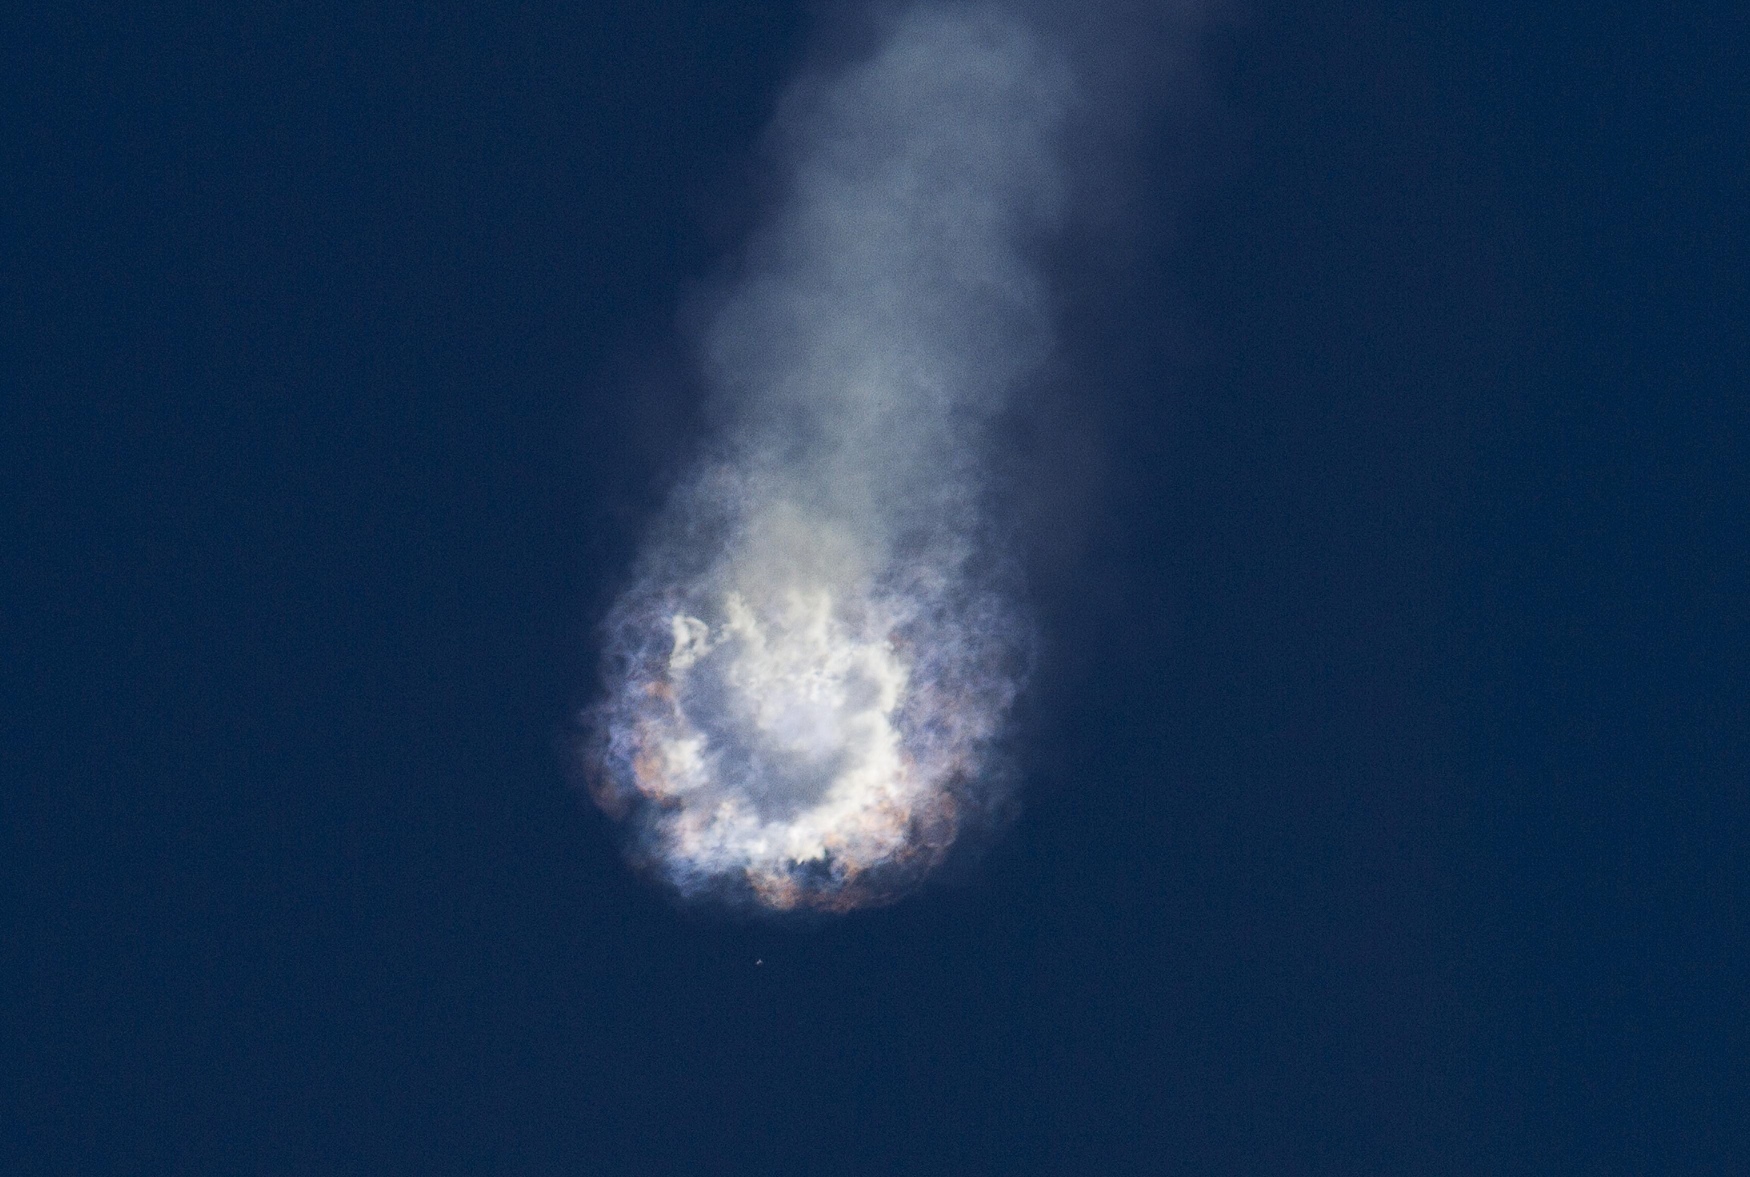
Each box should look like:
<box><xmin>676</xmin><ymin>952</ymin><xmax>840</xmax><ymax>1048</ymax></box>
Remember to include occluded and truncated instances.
<box><xmin>588</xmin><ymin>3</ymin><xmax>1091</xmax><ymax>912</ymax></box>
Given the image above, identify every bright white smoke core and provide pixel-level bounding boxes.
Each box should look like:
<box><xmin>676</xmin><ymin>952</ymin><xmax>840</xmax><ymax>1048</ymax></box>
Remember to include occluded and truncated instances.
<box><xmin>590</xmin><ymin>4</ymin><xmax>1074</xmax><ymax>911</ymax></box>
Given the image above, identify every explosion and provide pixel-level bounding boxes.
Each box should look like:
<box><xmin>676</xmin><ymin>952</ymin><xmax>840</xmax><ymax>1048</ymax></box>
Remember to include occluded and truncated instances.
<box><xmin>588</xmin><ymin>4</ymin><xmax>1072</xmax><ymax>910</ymax></box>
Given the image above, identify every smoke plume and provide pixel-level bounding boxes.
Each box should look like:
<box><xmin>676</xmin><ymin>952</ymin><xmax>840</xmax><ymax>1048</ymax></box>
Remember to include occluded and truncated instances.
<box><xmin>588</xmin><ymin>2</ymin><xmax>1133</xmax><ymax>911</ymax></box>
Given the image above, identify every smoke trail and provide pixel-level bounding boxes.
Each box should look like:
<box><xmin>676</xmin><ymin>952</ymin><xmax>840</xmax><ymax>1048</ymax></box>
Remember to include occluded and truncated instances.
<box><xmin>589</xmin><ymin>3</ymin><xmax>1080</xmax><ymax>912</ymax></box>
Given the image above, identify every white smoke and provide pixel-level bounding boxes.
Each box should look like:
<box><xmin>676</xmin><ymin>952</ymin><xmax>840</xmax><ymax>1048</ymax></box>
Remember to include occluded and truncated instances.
<box><xmin>588</xmin><ymin>3</ymin><xmax>1093</xmax><ymax>911</ymax></box>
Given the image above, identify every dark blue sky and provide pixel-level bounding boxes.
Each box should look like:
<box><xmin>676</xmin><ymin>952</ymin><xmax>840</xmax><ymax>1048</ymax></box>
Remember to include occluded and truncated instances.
<box><xmin>5</xmin><ymin>2</ymin><xmax>1745</xmax><ymax>1173</ymax></box>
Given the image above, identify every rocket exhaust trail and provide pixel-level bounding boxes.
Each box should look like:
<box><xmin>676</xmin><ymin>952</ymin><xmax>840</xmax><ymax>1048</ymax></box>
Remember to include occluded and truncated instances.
<box><xmin>588</xmin><ymin>4</ymin><xmax>1076</xmax><ymax>911</ymax></box>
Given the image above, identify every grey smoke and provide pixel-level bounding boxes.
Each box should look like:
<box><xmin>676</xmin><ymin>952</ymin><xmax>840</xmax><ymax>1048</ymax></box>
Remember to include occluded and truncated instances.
<box><xmin>588</xmin><ymin>1</ymin><xmax>1196</xmax><ymax>910</ymax></box>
